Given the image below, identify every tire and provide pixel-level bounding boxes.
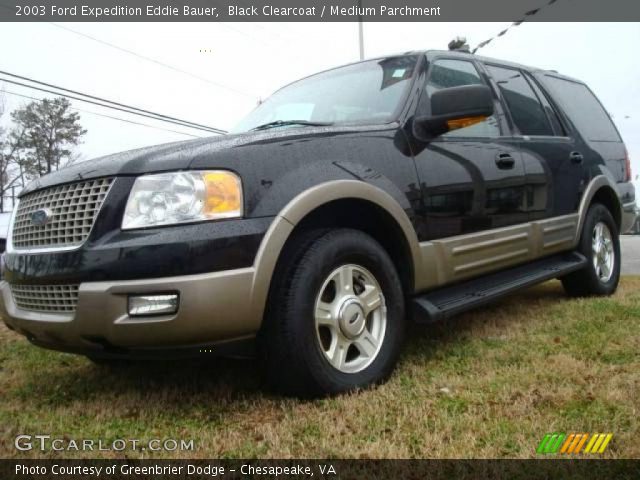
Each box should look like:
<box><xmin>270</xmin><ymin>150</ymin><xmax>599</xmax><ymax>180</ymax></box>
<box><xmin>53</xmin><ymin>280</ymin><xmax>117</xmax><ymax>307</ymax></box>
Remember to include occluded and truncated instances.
<box><xmin>260</xmin><ymin>228</ymin><xmax>406</xmax><ymax>397</ymax></box>
<box><xmin>561</xmin><ymin>203</ymin><xmax>620</xmax><ymax>297</ymax></box>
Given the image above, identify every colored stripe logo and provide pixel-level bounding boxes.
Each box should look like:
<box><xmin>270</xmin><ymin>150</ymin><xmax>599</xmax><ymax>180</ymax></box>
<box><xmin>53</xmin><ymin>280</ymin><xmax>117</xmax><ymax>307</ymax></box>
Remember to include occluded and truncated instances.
<box><xmin>537</xmin><ymin>433</ymin><xmax>612</xmax><ymax>454</ymax></box>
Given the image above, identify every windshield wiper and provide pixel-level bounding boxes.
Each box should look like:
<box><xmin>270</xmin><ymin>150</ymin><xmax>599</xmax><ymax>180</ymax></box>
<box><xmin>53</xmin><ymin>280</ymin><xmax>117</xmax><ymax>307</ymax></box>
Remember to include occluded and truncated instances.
<box><xmin>250</xmin><ymin>120</ymin><xmax>333</xmax><ymax>131</ymax></box>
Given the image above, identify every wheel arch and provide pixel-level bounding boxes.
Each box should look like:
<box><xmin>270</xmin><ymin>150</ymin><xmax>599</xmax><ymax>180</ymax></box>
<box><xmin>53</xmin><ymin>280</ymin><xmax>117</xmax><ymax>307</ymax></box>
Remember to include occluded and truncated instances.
<box><xmin>576</xmin><ymin>175</ymin><xmax>622</xmax><ymax>242</ymax></box>
<box><xmin>249</xmin><ymin>180</ymin><xmax>422</xmax><ymax>324</ymax></box>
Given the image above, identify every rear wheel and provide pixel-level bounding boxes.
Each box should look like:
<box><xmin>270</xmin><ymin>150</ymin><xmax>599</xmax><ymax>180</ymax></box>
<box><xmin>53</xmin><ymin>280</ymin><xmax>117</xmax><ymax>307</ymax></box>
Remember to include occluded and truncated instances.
<box><xmin>561</xmin><ymin>203</ymin><xmax>620</xmax><ymax>297</ymax></box>
<box><xmin>260</xmin><ymin>229</ymin><xmax>405</xmax><ymax>397</ymax></box>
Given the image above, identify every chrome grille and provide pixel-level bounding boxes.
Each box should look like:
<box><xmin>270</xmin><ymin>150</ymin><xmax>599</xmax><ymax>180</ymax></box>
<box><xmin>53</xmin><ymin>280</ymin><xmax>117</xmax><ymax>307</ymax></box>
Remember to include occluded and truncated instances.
<box><xmin>10</xmin><ymin>284</ymin><xmax>79</xmax><ymax>313</ymax></box>
<box><xmin>11</xmin><ymin>177</ymin><xmax>114</xmax><ymax>250</ymax></box>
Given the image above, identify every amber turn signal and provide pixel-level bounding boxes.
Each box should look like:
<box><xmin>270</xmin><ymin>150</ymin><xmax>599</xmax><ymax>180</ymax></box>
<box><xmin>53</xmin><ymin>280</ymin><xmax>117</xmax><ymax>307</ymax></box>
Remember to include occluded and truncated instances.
<box><xmin>203</xmin><ymin>171</ymin><xmax>243</xmax><ymax>217</ymax></box>
<box><xmin>446</xmin><ymin>116</ymin><xmax>487</xmax><ymax>131</ymax></box>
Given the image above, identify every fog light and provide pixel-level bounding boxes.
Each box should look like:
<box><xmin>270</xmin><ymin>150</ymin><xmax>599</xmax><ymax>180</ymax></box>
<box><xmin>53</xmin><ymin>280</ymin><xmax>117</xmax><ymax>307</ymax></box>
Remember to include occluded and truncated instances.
<box><xmin>128</xmin><ymin>294</ymin><xmax>179</xmax><ymax>316</ymax></box>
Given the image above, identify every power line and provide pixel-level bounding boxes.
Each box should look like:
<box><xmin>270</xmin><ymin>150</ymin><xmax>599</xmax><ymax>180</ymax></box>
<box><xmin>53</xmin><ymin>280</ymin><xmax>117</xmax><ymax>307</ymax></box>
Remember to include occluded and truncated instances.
<box><xmin>0</xmin><ymin>69</ymin><xmax>225</xmax><ymax>133</ymax></box>
<box><xmin>2</xmin><ymin>89</ymin><xmax>202</xmax><ymax>138</ymax></box>
<box><xmin>472</xmin><ymin>0</ymin><xmax>561</xmax><ymax>54</ymax></box>
<box><xmin>0</xmin><ymin>70</ymin><xmax>227</xmax><ymax>134</ymax></box>
<box><xmin>215</xmin><ymin>22</ymin><xmax>308</xmax><ymax>63</ymax></box>
<box><xmin>206</xmin><ymin>0</ymin><xmax>308</xmax><ymax>47</ymax></box>
<box><xmin>0</xmin><ymin>76</ymin><xmax>221</xmax><ymax>135</ymax></box>
<box><xmin>0</xmin><ymin>76</ymin><xmax>218</xmax><ymax>135</ymax></box>
<box><xmin>50</xmin><ymin>23</ymin><xmax>258</xmax><ymax>100</ymax></box>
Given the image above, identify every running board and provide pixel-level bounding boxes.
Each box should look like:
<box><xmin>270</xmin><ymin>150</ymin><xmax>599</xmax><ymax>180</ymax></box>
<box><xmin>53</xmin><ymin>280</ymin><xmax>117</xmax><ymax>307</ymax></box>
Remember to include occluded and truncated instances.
<box><xmin>412</xmin><ymin>252</ymin><xmax>587</xmax><ymax>324</ymax></box>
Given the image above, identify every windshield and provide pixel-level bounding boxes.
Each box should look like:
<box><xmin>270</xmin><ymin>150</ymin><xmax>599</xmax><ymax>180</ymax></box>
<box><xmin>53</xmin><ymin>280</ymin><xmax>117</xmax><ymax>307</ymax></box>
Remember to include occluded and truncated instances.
<box><xmin>232</xmin><ymin>55</ymin><xmax>419</xmax><ymax>133</ymax></box>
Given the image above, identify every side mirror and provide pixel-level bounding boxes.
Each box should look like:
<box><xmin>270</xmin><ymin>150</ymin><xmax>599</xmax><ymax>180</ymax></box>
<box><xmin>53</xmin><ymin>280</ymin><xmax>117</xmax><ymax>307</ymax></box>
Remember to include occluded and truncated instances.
<box><xmin>412</xmin><ymin>84</ymin><xmax>494</xmax><ymax>140</ymax></box>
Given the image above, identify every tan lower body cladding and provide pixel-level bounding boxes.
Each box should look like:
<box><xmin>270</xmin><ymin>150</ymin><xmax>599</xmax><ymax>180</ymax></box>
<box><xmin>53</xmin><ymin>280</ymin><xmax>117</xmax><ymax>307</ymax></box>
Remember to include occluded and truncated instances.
<box><xmin>416</xmin><ymin>214</ymin><xmax>579</xmax><ymax>290</ymax></box>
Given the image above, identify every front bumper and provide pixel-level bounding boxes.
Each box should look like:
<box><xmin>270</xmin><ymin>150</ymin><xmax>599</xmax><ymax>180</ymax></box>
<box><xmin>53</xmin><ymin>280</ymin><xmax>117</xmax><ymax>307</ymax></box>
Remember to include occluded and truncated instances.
<box><xmin>0</xmin><ymin>267</ymin><xmax>261</xmax><ymax>357</ymax></box>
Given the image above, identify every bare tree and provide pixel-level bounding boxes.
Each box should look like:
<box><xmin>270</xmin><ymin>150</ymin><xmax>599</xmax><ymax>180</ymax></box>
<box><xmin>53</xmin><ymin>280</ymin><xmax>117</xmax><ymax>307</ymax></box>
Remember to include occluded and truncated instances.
<box><xmin>11</xmin><ymin>97</ymin><xmax>86</xmax><ymax>177</ymax></box>
<box><xmin>0</xmin><ymin>90</ymin><xmax>24</xmax><ymax>212</ymax></box>
<box><xmin>0</xmin><ymin>96</ymin><xmax>87</xmax><ymax>212</ymax></box>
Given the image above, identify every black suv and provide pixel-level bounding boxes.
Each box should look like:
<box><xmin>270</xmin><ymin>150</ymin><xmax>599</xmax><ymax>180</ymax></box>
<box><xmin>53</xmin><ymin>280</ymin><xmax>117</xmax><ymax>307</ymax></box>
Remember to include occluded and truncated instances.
<box><xmin>1</xmin><ymin>51</ymin><xmax>636</xmax><ymax>396</ymax></box>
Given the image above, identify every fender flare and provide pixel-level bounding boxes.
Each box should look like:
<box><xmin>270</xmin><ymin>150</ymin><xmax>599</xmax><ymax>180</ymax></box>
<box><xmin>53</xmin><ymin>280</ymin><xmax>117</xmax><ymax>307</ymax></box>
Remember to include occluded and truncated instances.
<box><xmin>248</xmin><ymin>180</ymin><xmax>422</xmax><ymax>323</ymax></box>
<box><xmin>575</xmin><ymin>175</ymin><xmax>622</xmax><ymax>242</ymax></box>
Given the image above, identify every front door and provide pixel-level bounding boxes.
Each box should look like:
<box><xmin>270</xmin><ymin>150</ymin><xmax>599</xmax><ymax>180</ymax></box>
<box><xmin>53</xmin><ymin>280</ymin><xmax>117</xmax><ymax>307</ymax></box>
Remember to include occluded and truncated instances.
<box><xmin>411</xmin><ymin>57</ymin><xmax>528</xmax><ymax>241</ymax></box>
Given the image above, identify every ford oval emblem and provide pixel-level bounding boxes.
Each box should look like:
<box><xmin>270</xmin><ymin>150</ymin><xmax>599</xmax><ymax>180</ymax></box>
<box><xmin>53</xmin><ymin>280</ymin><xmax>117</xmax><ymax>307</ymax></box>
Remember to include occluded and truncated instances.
<box><xmin>31</xmin><ymin>208</ymin><xmax>53</xmax><ymax>226</ymax></box>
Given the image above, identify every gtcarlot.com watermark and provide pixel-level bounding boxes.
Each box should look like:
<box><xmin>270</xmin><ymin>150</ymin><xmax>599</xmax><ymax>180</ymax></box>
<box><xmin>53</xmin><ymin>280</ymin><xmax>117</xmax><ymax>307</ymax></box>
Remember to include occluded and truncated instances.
<box><xmin>15</xmin><ymin>434</ymin><xmax>195</xmax><ymax>452</ymax></box>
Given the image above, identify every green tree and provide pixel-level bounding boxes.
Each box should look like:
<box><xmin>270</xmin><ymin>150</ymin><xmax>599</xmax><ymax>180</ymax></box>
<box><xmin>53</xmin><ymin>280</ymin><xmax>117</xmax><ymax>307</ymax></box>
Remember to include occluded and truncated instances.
<box><xmin>10</xmin><ymin>97</ymin><xmax>86</xmax><ymax>177</ymax></box>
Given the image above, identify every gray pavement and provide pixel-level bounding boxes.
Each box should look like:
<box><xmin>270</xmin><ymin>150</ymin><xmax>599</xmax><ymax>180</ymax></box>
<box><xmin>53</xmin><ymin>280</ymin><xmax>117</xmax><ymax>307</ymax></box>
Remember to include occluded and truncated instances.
<box><xmin>621</xmin><ymin>235</ymin><xmax>640</xmax><ymax>275</ymax></box>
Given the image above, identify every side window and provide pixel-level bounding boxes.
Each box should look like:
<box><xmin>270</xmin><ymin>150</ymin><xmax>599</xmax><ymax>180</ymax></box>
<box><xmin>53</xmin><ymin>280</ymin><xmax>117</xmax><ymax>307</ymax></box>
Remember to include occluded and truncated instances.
<box><xmin>542</xmin><ymin>76</ymin><xmax>621</xmax><ymax>142</ymax></box>
<box><xmin>525</xmin><ymin>72</ymin><xmax>565</xmax><ymax>135</ymax></box>
<box><xmin>486</xmin><ymin>65</ymin><xmax>553</xmax><ymax>136</ymax></box>
<box><xmin>425</xmin><ymin>59</ymin><xmax>500</xmax><ymax>138</ymax></box>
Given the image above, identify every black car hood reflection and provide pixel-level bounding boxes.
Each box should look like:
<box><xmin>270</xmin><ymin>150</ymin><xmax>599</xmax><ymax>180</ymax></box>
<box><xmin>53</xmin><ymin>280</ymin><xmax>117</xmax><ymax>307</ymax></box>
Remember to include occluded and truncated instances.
<box><xmin>20</xmin><ymin>124</ymin><xmax>390</xmax><ymax>195</ymax></box>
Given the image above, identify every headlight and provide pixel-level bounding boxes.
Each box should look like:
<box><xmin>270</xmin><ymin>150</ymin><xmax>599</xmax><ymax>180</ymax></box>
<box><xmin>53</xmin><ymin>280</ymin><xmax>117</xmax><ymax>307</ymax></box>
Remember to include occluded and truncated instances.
<box><xmin>122</xmin><ymin>170</ymin><xmax>242</xmax><ymax>230</ymax></box>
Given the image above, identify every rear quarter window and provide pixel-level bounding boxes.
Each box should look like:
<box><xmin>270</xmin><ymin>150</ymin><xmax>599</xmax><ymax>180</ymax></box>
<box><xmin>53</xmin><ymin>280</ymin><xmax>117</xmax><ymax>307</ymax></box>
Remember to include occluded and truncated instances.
<box><xmin>542</xmin><ymin>76</ymin><xmax>621</xmax><ymax>142</ymax></box>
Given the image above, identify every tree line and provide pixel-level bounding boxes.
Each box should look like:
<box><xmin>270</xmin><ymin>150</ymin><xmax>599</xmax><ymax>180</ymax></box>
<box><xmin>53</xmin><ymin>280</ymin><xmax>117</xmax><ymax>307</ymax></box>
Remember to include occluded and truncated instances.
<box><xmin>0</xmin><ymin>95</ymin><xmax>86</xmax><ymax>212</ymax></box>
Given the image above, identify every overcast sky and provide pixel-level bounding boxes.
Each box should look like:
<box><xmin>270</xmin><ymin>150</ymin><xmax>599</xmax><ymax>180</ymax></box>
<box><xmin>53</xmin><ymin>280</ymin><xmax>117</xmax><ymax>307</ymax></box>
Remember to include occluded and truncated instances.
<box><xmin>0</xmin><ymin>21</ymin><xmax>639</xmax><ymax>202</ymax></box>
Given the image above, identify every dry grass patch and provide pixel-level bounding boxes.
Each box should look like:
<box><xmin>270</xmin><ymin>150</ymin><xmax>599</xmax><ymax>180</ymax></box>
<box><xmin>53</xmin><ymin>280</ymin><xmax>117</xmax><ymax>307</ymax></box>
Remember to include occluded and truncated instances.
<box><xmin>1</xmin><ymin>278</ymin><xmax>638</xmax><ymax>459</ymax></box>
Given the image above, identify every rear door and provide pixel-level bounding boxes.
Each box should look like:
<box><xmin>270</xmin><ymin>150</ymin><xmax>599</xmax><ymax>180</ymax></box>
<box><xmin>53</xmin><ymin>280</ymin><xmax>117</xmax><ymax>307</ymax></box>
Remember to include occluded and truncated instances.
<box><xmin>539</xmin><ymin>73</ymin><xmax>629</xmax><ymax>186</ymax></box>
<box><xmin>412</xmin><ymin>56</ymin><xmax>528</xmax><ymax>240</ymax></box>
<box><xmin>482</xmin><ymin>64</ymin><xmax>586</xmax><ymax>221</ymax></box>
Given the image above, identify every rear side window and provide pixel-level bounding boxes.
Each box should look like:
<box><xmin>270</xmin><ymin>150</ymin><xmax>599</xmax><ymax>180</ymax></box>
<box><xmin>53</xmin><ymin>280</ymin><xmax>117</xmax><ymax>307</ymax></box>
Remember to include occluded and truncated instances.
<box><xmin>425</xmin><ymin>59</ymin><xmax>500</xmax><ymax>137</ymax></box>
<box><xmin>524</xmin><ymin>72</ymin><xmax>565</xmax><ymax>135</ymax></box>
<box><xmin>542</xmin><ymin>76</ymin><xmax>621</xmax><ymax>142</ymax></box>
<box><xmin>485</xmin><ymin>65</ymin><xmax>553</xmax><ymax>136</ymax></box>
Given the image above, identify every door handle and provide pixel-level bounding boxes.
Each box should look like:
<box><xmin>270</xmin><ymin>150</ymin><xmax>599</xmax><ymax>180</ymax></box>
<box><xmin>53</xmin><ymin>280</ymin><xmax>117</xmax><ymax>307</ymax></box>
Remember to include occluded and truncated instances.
<box><xmin>495</xmin><ymin>152</ymin><xmax>515</xmax><ymax>169</ymax></box>
<box><xmin>570</xmin><ymin>151</ymin><xmax>584</xmax><ymax>164</ymax></box>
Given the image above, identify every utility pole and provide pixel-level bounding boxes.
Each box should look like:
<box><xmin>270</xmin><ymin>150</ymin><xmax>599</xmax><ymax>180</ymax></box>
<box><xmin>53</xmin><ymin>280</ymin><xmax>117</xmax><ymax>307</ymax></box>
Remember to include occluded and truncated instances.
<box><xmin>357</xmin><ymin>0</ymin><xmax>364</xmax><ymax>60</ymax></box>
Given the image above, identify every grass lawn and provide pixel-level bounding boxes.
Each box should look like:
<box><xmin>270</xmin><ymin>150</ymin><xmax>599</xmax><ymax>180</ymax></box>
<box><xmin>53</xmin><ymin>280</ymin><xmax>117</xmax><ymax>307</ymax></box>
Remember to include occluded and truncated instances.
<box><xmin>1</xmin><ymin>278</ymin><xmax>638</xmax><ymax>459</ymax></box>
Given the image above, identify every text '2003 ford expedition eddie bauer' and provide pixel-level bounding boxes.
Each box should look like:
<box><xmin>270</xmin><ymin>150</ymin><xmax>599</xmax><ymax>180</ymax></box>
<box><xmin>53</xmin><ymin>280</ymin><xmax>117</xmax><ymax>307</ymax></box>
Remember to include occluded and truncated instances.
<box><xmin>1</xmin><ymin>51</ymin><xmax>636</xmax><ymax>396</ymax></box>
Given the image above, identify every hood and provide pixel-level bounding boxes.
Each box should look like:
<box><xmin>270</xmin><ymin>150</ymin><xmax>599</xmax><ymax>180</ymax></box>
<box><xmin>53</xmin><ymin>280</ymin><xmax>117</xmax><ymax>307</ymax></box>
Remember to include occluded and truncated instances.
<box><xmin>20</xmin><ymin>134</ymin><xmax>240</xmax><ymax>195</ymax></box>
<box><xmin>19</xmin><ymin>124</ymin><xmax>390</xmax><ymax>196</ymax></box>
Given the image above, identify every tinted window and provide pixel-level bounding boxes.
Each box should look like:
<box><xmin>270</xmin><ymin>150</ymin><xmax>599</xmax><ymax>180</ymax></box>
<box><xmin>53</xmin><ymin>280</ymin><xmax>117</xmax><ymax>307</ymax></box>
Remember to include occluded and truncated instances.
<box><xmin>426</xmin><ymin>59</ymin><xmax>500</xmax><ymax>137</ymax></box>
<box><xmin>542</xmin><ymin>76</ymin><xmax>621</xmax><ymax>142</ymax></box>
<box><xmin>486</xmin><ymin>65</ymin><xmax>553</xmax><ymax>136</ymax></box>
<box><xmin>427</xmin><ymin>59</ymin><xmax>483</xmax><ymax>93</ymax></box>
<box><xmin>525</xmin><ymin>72</ymin><xmax>565</xmax><ymax>135</ymax></box>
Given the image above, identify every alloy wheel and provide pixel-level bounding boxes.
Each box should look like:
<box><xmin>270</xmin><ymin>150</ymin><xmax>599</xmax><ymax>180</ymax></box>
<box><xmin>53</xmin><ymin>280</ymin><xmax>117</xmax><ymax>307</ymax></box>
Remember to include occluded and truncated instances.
<box><xmin>592</xmin><ymin>221</ymin><xmax>614</xmax><ymax>282</ymax></box>
<box><xmin>314</xmin><ymin>264</ymin><xmax>387</xmax><ymax>374</ymax></box>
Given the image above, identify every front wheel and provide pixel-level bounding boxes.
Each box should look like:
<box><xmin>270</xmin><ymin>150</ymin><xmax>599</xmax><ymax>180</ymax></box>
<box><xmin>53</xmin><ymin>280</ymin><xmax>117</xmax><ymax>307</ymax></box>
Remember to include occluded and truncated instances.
<box><xmin>260</xmin><ymin>229</ymin><xmax>405</xmax><ymax>397</ymax></box>
<box><xmin>561</xmin><ymin>203</ymin><xmax>621</xmax><ymax>297</ymax></box>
